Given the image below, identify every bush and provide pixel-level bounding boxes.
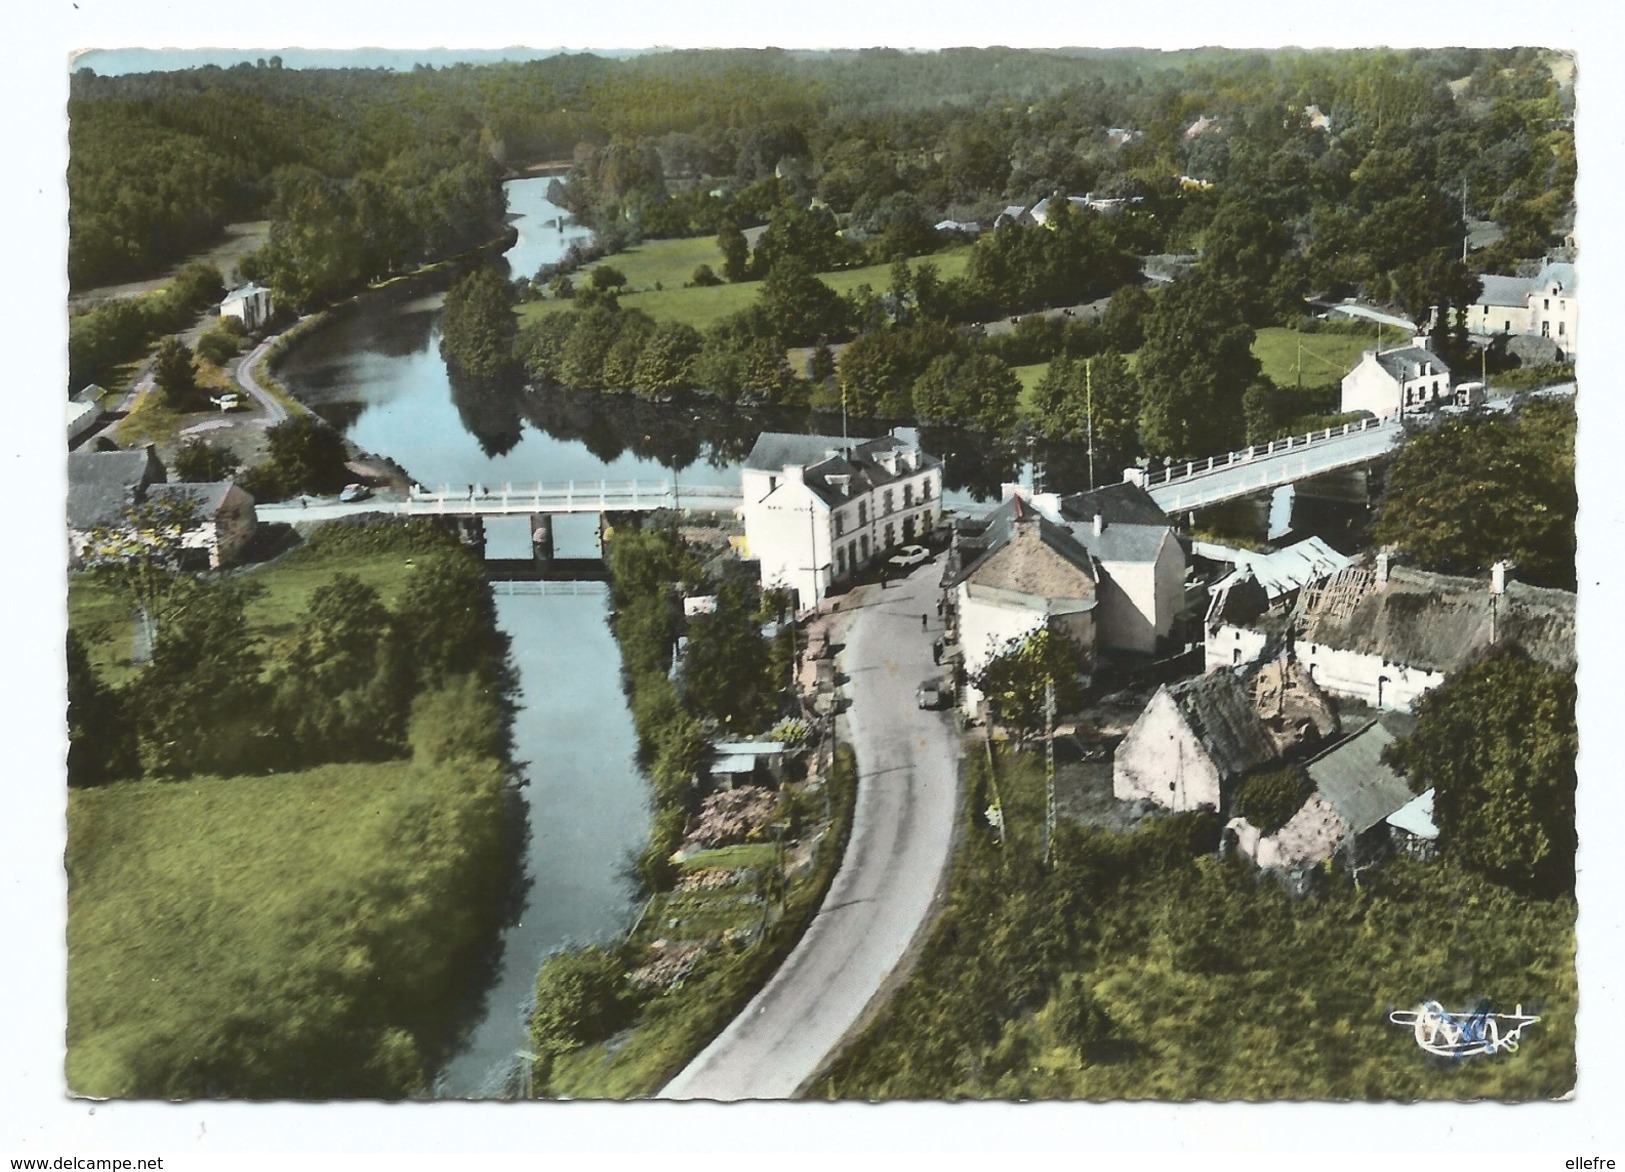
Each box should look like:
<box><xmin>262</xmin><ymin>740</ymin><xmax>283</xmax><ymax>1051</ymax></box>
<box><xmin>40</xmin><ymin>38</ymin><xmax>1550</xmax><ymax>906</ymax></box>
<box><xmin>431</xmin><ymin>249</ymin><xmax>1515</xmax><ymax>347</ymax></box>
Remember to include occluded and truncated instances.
<box><xmin>195</xmin><ymin>323</ymin><xmax>245</xmax><ymax>367</ymax></box>
<box><xmin>689</xmin><ymin>263</ymin><xmax>723</xmax><ymax>287</ymax></box>
<box><xmin>529</xmin><ymin>945</ymin><xmax>637</xmax><ymax>1060</ymax></box>
<box><xmin>409</xmin><ymin>674</ymin><xmax>507</xmax><ymax>764</ymax></box>
<box><xmin>1235</xmin><ymin>766</ymin><xmax>1311</xmax><ymax>834</ymax></box>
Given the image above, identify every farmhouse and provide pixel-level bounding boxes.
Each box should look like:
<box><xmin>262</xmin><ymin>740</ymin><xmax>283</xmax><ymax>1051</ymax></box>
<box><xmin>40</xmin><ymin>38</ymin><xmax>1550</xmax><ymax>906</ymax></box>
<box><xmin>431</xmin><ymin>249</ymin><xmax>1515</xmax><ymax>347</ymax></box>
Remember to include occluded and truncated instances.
<box><xmin>1339</xmin><ymin>342</ymin><xmax>1452</xmax><ymax>417</ymax></box>
<box><xmin>67</xmin><ymin>446</ymin><xmax>257</xmax><ymax>570</ymax></box>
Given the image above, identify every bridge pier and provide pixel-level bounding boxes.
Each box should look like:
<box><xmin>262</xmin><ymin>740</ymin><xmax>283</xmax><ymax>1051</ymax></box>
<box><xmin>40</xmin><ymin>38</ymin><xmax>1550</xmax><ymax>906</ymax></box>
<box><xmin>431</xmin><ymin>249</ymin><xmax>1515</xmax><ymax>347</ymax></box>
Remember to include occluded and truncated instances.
<box><xmin>447</xmin><ymin>515</ymin><xmax>486</xmax><ymax>559</ymax></box>
<box><xmin>530</xmin><ymin>514</ymin><xmax>555</xmax><ymax>565</ymax></box>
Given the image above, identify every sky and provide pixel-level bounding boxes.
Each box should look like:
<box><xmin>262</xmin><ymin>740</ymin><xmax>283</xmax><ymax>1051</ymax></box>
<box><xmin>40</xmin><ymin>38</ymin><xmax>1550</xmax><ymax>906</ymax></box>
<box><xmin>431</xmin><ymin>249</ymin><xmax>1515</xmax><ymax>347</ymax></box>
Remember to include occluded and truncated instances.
<box><xmin>8</xmin><ymin>0</ymin><xmax>1625</xmax><ymax>1163</ymax></box>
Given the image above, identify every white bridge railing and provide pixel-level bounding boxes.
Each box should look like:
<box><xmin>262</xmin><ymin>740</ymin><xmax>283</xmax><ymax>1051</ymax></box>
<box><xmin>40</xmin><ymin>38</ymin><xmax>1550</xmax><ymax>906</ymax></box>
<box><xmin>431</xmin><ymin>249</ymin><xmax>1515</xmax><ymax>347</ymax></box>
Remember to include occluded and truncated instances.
<box><xmin>1134</xmin><ymin>415</ymin><xmax>1398</xmax><ymax>490</ymax></box>
<box><xmin>405</xmin><ymin>480</ymin><xmax>744</xmax><ymax>515</ymax></box>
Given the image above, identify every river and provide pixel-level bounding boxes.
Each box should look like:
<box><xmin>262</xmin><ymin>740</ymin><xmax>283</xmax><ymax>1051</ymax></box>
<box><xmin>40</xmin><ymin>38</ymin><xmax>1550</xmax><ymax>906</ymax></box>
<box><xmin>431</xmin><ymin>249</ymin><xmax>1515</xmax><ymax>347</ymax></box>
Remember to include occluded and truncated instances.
<box><xmin>271</xmin><ymin>176</ymin><xmax>1110</xmax><ymax>1097</ymax></box>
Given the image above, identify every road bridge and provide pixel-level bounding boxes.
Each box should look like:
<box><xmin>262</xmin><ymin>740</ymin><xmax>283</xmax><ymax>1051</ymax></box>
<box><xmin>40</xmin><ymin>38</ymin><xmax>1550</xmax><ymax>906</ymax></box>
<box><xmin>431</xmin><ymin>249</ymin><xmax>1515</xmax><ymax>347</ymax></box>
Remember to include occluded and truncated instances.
<box><xmin>1137</xmin><ymin>416</ymin><xmax>1403</xmax><ymax>514</ymax></box>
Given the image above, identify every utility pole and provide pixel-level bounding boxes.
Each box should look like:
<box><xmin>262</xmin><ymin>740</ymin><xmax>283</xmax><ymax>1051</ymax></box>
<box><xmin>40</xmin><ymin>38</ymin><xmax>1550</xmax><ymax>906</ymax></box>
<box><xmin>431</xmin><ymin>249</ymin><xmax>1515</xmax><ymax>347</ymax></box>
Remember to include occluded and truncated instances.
<box><xmin>1043</xmin><ymin>676</ymin><xmax>1057</xmax><ymax>866</ymax></box>
<box><xmin>1462</xmin><ymin>177</ymin><xmax>1469</xmax><ymax>263</ymax></box>
<box><xmin>1085</xmin><ymin>357</ymin><xmax>1095</xmax><ymax>491</ymax></box>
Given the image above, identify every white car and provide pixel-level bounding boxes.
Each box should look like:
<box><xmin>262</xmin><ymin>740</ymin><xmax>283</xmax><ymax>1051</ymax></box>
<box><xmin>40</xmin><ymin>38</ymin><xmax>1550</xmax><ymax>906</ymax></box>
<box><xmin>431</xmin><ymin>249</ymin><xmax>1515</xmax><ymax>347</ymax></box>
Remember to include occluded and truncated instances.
<box><xmin>887</xmin><ymin>544</ymin><xmax>930</xmax><ymax>569</ymax></box>
<box><xmin>339</xmin><ymin>483</ymin><xmax>373</xmax><ymax>503</ymax></box>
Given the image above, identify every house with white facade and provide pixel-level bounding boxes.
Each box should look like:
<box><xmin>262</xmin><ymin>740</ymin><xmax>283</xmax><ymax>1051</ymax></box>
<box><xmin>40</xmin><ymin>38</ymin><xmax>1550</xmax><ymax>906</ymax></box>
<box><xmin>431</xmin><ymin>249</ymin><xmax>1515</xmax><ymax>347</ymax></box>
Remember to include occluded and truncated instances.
<box><xmin>1461</xmin><ymin>261</ymin><xmax>1578</xmax><ymax>359</ymax></box>
<box><xmin>1339</xmin><ymin>343</ymin><xmax>1452</xmax><ymax>417</ymax></box>
<box><xmin>1112</xmin><ymin>655</ymin><xmax>1337</xmax><ymax>814</ymax></box>
<box><xmin>1291</xmin><ymin>553</ymin><xmax>1575</xmax><ymax>710</ymax></box>
<box><xmin>740</xmin><ymin>431</ymin><xmax>942</xmax><ymax>609</ymax></box>
<box><xmin>944</xmin><ymin>493</ymin><xmax>1099</xmax><ymax>713</ymax></box>
<box><xmin>145</xmin><ymin>481</ymin><xmax>259</xmax><ymax>569</ymax></box>
<box><xmin>220</xmin><ymin>282</ymin><xmax>273</xmax><ymax>332</ymax></box>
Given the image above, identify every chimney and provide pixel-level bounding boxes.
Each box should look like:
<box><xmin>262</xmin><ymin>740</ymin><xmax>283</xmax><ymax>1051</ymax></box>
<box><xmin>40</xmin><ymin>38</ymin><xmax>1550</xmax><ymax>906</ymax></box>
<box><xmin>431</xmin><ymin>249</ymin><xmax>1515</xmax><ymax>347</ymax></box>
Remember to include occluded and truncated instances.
<box><xmin>1375</xmin><ymin>549</ymin><xmax>1391</xmax><ymax>590</ymax></box>
<box><xmin>1093</xmin><ymin>513</ymin><xmax>1104</xmax><ymax>537</ymax></box>
<box><xmin>1491</xmin><ymin>559</ymin><xmax>1512</xmax><ymax>596</ymax></box>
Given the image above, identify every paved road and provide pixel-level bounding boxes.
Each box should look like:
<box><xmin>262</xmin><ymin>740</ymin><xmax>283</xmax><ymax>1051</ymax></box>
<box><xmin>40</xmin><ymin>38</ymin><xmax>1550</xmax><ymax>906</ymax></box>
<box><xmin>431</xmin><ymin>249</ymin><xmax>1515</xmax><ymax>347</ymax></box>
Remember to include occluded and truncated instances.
<box><xmin>658</xmin><ymin>563</ymin><xmax>961</xmax><ymax>1100</ymax></box>
<box><xmin>233</xmin><ymin>334</ymin><xmax>291</xmax><ymax>424</ymax></box>
<box><xmin>1147</xmin><ymin>421</ymin><xmax>1403</xmax><ymax>513</ymax></box>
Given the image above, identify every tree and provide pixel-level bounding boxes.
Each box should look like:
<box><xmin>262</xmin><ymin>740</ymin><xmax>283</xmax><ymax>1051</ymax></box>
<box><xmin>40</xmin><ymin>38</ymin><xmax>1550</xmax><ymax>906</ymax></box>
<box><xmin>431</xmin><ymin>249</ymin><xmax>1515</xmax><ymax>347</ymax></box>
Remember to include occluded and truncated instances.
<box><xmin>1369</xmin><ymin>400</ymin><xmax>1575</xmax><ymax>590</ymax></box>
<box><xmin>194</xmin><ymin>322</ymin><xmax>245</xmax><ymax>367</ymax></box>
<box><xmin>393</xmin><ymin>549</ymin><xmax>503</xmax><ymax>687</ymax></box>
<box><xmin>1137</xmin><ymin>270</ymin><xmax>1261</xmax><ymax>458</ymax></box>
<box><xmin>1031</xmin><ymin>351</ymin><xmax>1142</xmax><ymax>468</ymax></box>
<box><xmin>252</xmin><ymin>415</ymin><xmax>351</xmax><ymax>497</ymax></box>
<box><xmin>689</xmin><ymin>263</ymin><xmax>723</xmax><ymax>287</ymax></box>
<box><xmin>528</xmin><ymin>945</ymin><xmax>635</xmax><ymax>1067</ymax></box>
<box><xmin>680</xmin><ymin>581</ymin><xmax>775</xmax><ymax>728</ymax></box>
<box><xmin>66</xmin><ymin>629</ymin><xmax>136</xmax><ymax>786</ymax></box>
<box><xmin>912</xmin><ymin>351</ymin><xmax>1020</xmax><ymax>435</ymax></box>
<box><xmin>270</xmin><ymin>574</ymin><xmax>413</xmax><ymax>762</ymax></box>
<box><xmin>631</xmin><ymin>321</ymin><xmax>704</xmax><ymax>398</ymax></box>
<box><xmin>125</xmin><ymin>579</ymin><xmax>268</xmax><ymax>778</ymax></box>
<box><xmin>1101</xmin><ymin>284</ymin><xmax>1154</xmax><ymax>352</ymax></box>
<box><xmin>717</xmin><ymin>221</ymin><xmax>750</xmax><ymax>283</ymax></box>
<box><xmin>152</xmin><ymin>336</ymin><xmax>197</xmax><ymax>408</ymax></box>
<box><xmin>1385</xmin><ymin>650</ymin><xmax>1576</xmax><ymax>893</ymax></box>
<box><xmin>440</xmin><ymin>263</ymin><xmax>518</xmax><ymax>378</ymax></box>
<box><xmin>590</xmin><ymin>264</ymin><xmax>627</xmax><ymax>291</ymax></box>
<box><xmin>971</xmin><ymin>627</ymin><xmax>1088</xmax><ymax>737</ymax></box>
<box><xmin>172</xmin><ymin>437</ymin><xmax>241</xmax><ymax>483</ymax></box>
<box><xmin>756</xmin><ymin>257</ymin><xmax>850</xmax><ymax>347</ymax></box>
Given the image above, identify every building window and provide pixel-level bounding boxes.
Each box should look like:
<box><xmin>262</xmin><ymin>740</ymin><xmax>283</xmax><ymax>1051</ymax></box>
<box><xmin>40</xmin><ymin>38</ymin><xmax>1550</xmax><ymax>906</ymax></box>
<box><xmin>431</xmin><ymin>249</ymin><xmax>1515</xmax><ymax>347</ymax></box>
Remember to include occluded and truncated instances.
<box><xmin>768</xmin><ymin>475</ymin><xmax>777</xmax><ymax>491</ymax></box>
<box><xmin>836</xmin><ymin>546</ymin><xmax>847</xmax><ymax>575</ymax></box>
<box><xmin>883</xmin><ymin>489</ymin><xmax>894</xmax><ymax>515</ymax></box>
<box><xmin>1504</xmin><ymin>319</ymin><xmax>1511</xmax><ymax>332</ymax></box>
<box><xmin>834</xmin><ymin>511</ymin><xmax>845</xmax><ymax>537</ymax></box>
<box><xmin>1545</xmin><ymin>298</ymin><xmax>1551</xmax><ymax>310</ymax></box>
<box><xmin>850</xmin><ymin>540</ymin><xmax>858</xmax><ymax>568</ymax></box>
<box><xmin>922</xmin><ymin>480</ymin><xmax>932</xmax><ymax>501</ymax></box>
<box><xmin>1542</xmin><ymin>321</ymin><xmax>1550</xmax><ymax>337</ymax></box>
<box><xmin>860</xmin><ymin>534</ymin><xmax>869</xmax><ymax>559</ymax></box>
<box><xmin>1559</xmin><ymin>321</ymin><xmax>1566</xmax><ymax>337</ymax></box>
<box><xmin>903</xmin><ymin>483</ymin><xmax>914</xmax><ymax>508</ymax></box>
<box><xmin>884</xmin><ymin>523</ymin><xmax>895</xmax><ymax>547</ymax></box>
<box><xmin>858</xmin><ymin>501</ymin><xmax>867</xmax><ymax>526</ymax></box>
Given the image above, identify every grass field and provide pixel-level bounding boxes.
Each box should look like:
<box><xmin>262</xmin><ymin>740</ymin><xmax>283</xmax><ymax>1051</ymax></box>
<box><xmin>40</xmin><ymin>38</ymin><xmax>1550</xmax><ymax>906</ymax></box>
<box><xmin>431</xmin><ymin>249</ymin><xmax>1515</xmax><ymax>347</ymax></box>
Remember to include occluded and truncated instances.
<box><xmin>1251</xmin><ymin>327</ymin><xmax>1374</xmax><ymax>389</ymax></box>
<box><xmin>69</xmin><ymin>547</ymin><xmax>427</xmax><ymax>688</ymax></box>
<box><xmin>516</xmin><ymin>240</ymin><xmax>975</xmax><ymax>334</ymax></box>
<box><xmin>67</xmin><ymin>756</ymin><xmax>508</xmax><ymax>1098</ymax></box>
<box><xmin>1014</xmin><ymin>362</ymin><xmax>1049</xmax><ymax>419</ymax></box>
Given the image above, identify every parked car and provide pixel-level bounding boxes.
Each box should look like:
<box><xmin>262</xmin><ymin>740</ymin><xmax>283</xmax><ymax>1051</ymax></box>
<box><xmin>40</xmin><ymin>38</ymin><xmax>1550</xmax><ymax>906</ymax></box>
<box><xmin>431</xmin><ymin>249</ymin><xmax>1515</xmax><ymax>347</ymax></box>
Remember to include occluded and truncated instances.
<box><xmin>916</xmin><ymin>678</ymin><xmax>950</xmax><ymax>710</ymax></box>
<box><xmin>339</xmin><ymin>483</ymin><xmax>373</xmax><ymax>503</ymax></box>
<box><xmin>887</xmin><ymin>544</ymin><xmax>930</xmax><ymax>569</ymax></box>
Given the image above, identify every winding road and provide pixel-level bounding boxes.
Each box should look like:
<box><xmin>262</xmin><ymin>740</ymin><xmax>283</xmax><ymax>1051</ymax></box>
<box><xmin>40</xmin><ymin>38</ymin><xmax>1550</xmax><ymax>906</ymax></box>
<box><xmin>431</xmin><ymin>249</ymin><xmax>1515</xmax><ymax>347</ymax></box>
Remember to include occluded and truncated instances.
<box><xmin>658</xmin><ymin>562</ymin><xmax>961</xmax><ymax>1100</ymax></box>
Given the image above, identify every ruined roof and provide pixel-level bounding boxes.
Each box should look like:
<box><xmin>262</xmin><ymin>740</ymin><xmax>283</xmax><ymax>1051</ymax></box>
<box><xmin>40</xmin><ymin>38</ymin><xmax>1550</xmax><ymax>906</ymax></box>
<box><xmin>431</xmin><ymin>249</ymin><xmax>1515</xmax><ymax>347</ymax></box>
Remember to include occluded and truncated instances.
<box><xmin>66</xmin><ymin>448</ymin><xmax>162</xmax><ymax>530</ymax></box>
<box><xmin>1297</xmin><ymin>561</ymin><xmax>1576</xmax><ymax>675</ymax></box>
<box><xmin>1204</xmin><ymin>536</ymin><xmax>1350</xmax><ymax>603</ymax></box>
<box><xmin>1166</xmin><ymin>670</ymin><xmax>1279</xmax><ymax>781</ymax></box>
<box><xmin>1304</xmin><ymin>719</ymin><xmax>1417</xmax><ymax>835</ymax></box>
<box><xmin>745</xmin><ymin>431</ymin><xmax>866</xmax><ymax>473</ymax></box>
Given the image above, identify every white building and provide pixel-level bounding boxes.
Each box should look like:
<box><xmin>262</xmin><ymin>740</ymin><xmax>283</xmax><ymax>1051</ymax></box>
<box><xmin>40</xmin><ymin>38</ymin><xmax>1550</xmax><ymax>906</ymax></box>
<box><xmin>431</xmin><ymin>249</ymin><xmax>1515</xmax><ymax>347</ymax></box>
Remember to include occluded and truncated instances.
<box><xmin>220</xmin><ymin>283</ymin><xmax>273</xmax><ymax>332</ymax></box>
<box><xmin>1201</xmin><ymin>536</ymin><xmax>1350</xmax><ymax>672</ymax></box>
<box><xmin>1461</xmin><ymin>261</ymin><xmax>1578</xmax><ymax>358</ymax></box>
<box><xmin>944</xmin><ymin>493</ymin><xmax>1099</xmax><ymax>713</ymax></box>
<box><xmin>740</xmin><ymin>431</ymin><xmax>942</xmax><ymax>609</ymax></box>
<box><xmin>1340</xmin><ymin>343</ymin><xmax>1452</xmax><ymax>417</ymax></box>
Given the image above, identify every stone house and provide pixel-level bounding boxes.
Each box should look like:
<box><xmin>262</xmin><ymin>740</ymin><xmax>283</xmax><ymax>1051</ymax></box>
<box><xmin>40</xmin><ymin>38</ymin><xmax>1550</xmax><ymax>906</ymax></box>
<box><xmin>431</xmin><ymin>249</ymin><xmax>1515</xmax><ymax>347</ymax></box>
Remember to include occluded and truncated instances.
<box><xmin>1113</xmin><ymin>655</ymin><xmax>1338</xmax><ymax>815</ymax></box>
<box><xmin>1460</xmin><ymin>260</ymin><xmax>1577</xmax><ymax>359</ymax></box>
<box><xmin>67</xmin><ymin>446</ymin><xmax>256</xmax><ymax>570</ymax></box>
<box><xmin>1226</xmin><ymin>715</ymin><xmax>1426</xmax><ymax>881</ymax></box>
<box><xmin>145</xmin><ymin>481</ymin><xmax>259</xmax><ymax>569</ymax></box>
<box><xmin>220</xmin><ymin>282</ymin><xmax>273</xmax><ymax>332</ymax></box>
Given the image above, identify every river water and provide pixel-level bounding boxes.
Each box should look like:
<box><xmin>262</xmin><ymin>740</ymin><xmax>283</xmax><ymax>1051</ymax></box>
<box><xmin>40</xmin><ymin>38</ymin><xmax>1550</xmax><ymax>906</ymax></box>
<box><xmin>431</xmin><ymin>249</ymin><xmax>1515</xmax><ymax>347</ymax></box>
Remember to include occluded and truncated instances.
<box><xmin>272</xmin><ymin>176</ymin><xmax>1078</xmax><ymax>1096</ymax></box>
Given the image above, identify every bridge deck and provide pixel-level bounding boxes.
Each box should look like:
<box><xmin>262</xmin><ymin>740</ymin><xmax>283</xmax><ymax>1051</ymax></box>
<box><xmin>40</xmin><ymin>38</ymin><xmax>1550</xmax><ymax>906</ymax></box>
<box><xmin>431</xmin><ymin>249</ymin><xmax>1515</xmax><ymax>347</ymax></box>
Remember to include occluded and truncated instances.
<box><xmin>256</xmin><ymin>480</ymin><xmax>744</xmax><ymax>524</ymax></box>
<box><xmin>1144</xmin><ymin>418</ymin><xmax>1402</xmax><ymax>513</ymax></box>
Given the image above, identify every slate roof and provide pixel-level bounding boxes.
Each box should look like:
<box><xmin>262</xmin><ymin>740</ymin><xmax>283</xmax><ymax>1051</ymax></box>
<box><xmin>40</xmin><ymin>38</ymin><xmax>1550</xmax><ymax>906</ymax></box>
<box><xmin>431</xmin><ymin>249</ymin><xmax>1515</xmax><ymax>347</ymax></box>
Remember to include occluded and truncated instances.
<box><xmin>1059</xmin><ymin>481</ymin><xmax>1171</xmax><ymax>529</ymax></box>
<box><xmin>66</xmin><ymin>448</ymin><xmax>161</xmax><ymax>530</ymax></box>
<box><xmin>745</xmin><ymin>432</ymin><xmax>862</xmax><ymax>473</ymax></box>
<box><xmin>1535</xmin><ymin>261</ymin><xmax>1577</xmax><ymax>295</ymax></box>
<box><xmin>1297</xmin><ymin>562</ymin><xmax>1576</xmax><ymax>675</ymax></box>
<box><xmin>1166</xmin><ymin>670</ymin><xmax>1279</xmax><ymax>781</ymax></box>
<box><xmin>148</xmin><ymin>481</ymin><xmax>243</xmax><ymax>517</ymax></box>
<box><xmin>958</xmin><ymin>507</ymin><xmax>1098</xmax><ymax>601</ymax></box>
<box><xmin>1304</xmin><ymin>719</ymin><xmax>1417</xmax><ymax>835</ymax></box>
<box><xmin>222</xmin><ymin>282</ymin><xmax>270</xmax><ymax>302</ymax></box>
<box><xmin>1474</xmin><ymin>274</ymin><xmax>1538</xmax><ymax>308</ymax></box>
<box><xmin>1373</xmin><ymin>345</ymin><xmax>1449</xmax><ymax>382</ymax></box>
